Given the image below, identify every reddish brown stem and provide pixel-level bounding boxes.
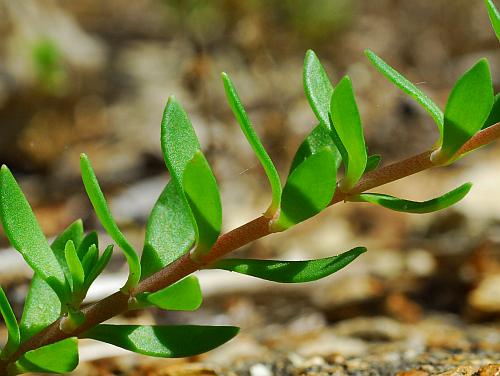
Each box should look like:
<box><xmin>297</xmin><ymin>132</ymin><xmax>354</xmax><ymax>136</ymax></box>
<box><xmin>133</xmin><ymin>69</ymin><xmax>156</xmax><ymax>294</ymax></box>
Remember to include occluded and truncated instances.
<box><xmin>5</xmin><ymin>122</ymin><xmax>500</xmax><ymax>369</ymax></box>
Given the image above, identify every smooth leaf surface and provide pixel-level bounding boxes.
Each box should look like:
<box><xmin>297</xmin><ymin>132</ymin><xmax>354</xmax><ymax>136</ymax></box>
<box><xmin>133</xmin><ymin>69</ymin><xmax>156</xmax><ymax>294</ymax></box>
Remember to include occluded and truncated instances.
<box><xmin>483</xmin><ymin>93</ymin><xmax>500</xmax><ymax>129</ymax></box>
<box><xmin>274</xmin><ymin>148</ymin><xmax>337</xmax><ymax>230</ymax></box>
<box><xmin>141</xmin><ymin>181</ymin><xmax>195</xmax><ymax>279</ymax></box>
<box><xmin>330</xmin><ymin>76</ymin><xmax>367</xmax><ymax>191</ymax></box>
<box><xmin>51</xmin><ymin>220</ymin><xmax>84</xmax><ymax>257</ymax></box>
<box><xmin>485</xmin><ymin>0</ymin><xmax>500</xmax><ymax>42</ymax></box>
<box><xmin>81</xmin><ymin>244</ymin><xmax>98</xmax><ymax>277</ymax></box>
<box><xmin>84</xmin><ymin>325</ymin><xmax>239</xmax><ymax>358</ymax></box>
<box><xmin>0</xmin><ymin>286</ymin><xmax>20</xmax><ymax>358</ymax></box>
<box><xmin>160</xmin><ymin>96</ymin><xmax>201</xmax><ymax>184</ymax></box>
<box><xmin>437</xmin><ymin>60</ymin><xmax>493</xmax><ymax>162</ymax></box>
<box><xmin>289</xmin><ymin>124</ymin><xmax>341</xmax><ymax>174</ymax></box>
<box><xmin>12</xmin><ymin>338</ymin><xmax>78</xmax><ymax>374</ymax></box>
<box><xmin>365</xmin><ymin>50</ymin><xmax>444</xmax><ymax>134</ymax></box>
<box><xmin>303</xmin><ymin>50</ymin><xmax>334</xmax><ymax>128</ymax></box>
<box><xmin>19</xmin><ymin>277</ymin><xmax>59</xmax><ymax>342</ymax></box>
<box><xmin>0</xmin><ymin>166</ymin><xmax>67</xmax><ymax>301</ymax></box>
<box><xmin>213</xmin><ymin>247</ymin><xmax>366</xmax><ymax>283</ymax></box>
<box><xmin>80</xmin><ymin>154</ymin><xmax>141</xmax><ymax>290</ymax></box>
<box><xmin>84</xmin><ymin>245</ymin><xmax>113</xmax><ymax>291</ymax></box>
<box><xmin>364</xmin><ymin>154</ymin><xmax>381</xmax><ymax>173</ymax></box>
<box><xmin>64</xmin><ymin>240</ymin><xmax>84</xmax><ymax>294</ymax></box>
<box><xmin>352</xmin><ymin>182</ymin><xmax>472</xmax><ymax>213</ymax></box>
<box><xmin>222</xmin><ymin>72</ymin><xmax>282</xmax><ymax>214</ymax></box>
<box><xmin>48</xmin><ymin>220</ymin><xmax>84</xmax><ymax>296</ymax></box>
<box><xmin>145</xmin><ymin>276</ymin><xmax>202</xmax><ymax>311</ymax></box>
<box><xmin>77</xmin><ymin>231</ymin><xmax>98</xmax><ymax>259</ymax></box>
<box><xmin>183</xmin><ymin>151</ymin><xmax>222</xmax><ymax>256</ymax></box>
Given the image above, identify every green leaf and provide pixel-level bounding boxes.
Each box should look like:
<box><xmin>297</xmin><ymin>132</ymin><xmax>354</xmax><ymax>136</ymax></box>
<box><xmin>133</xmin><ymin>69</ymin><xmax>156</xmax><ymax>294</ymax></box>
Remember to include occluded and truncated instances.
<box><xmin>84</xmin><ymin>325</ymin><xmax>239</xmax><ymax>358</ymax></box>
<box><xmin>84</xmin><ymin>245</ymin><xmax>113</xmax><ymax>291</ymax></box>
<box><xmin>0</xmin><ymin>286</ymin><xmax>20</xmax><ymax>358</ymax></box>
<box><xmin>142</xmin><ymin>276</ymin><xmax>202</xmax><ymax>311</ymax></box>
<box><xmin>81</xmin><ymin>244</ymin><xmax>98</xmax><ymax>276</ymax></box>
<box><xmin>434</xmin><ymin>59</ymin><xmax>494</xmax><ymax>163</ymax></box>
<box><xmin>141</xmin><ymin>181</ymin><xmax>195</xmax><ymax>279</ymax></box>
<box><xmin>365</xmin><ymin>50</ymin><xmax>444</xmax><ymax>136</ymax></box>
<box><xmin>19</xmin><ymin>277</ymin><xmax>59</xmax><ymax>342</ymax></box>
<box><xmin>183</xmin><ymin>151</ymin><xmax>222</xmax><ymax>258</ymax></box>
<box><xmin>161</xmin><ymin>96</ymin><xmax>201</xmax><ymax>184</ymax></box>
<box><xmin>289</xmin><ymin>124</ymin><xmax>341</xmax><ymax>174</ymax></box>
<box><xmin>483</xmin><ymin>93</ymin><xmax>500</xmax><ymax>129</ymax></box>
<box><xmin>485</xmin><ymin>0</ymin><xmax>500</xmax><ymax>42</ymax></box>
<box><xmin>51</xmin><ymin>220</ymin><xmax>84</xmax><ymax>256</ymax></box>
<box><xmin>80</xmin><ymin>154</ymin><xmax>141</xmax><ymax>291</ymax></box>
<box><xmin>77</xmin><ymin>231</ymin><xmax>98</xmax><ymax>259</ymax></box>
<box><xmin>274</xmin><ymin>148</ymin><xmax>337</xmax><ymax>230</ymax></box>
<box><xmin>49</xmin><ymin>220</ymin><xmax>84</xmax><ymax>295</ymax></box>
<box><xmin>0</xmin><ymin>166</ymin><xmax>68</xmax><ymax>301</ymax></box>
<box><xmin>330</xmin><ymin>76</ymin><xmax>367</xmax><ymax>191</ymax></box>
<box><xmin>351</xmin><ymin>182</ymin><xmax>472</xmax><ymax>213</ymax></box>
<box><xmin>303</xmin><ymin>50</ymin><xmax>334</xmax><ymax>128</ymax></box>
<box><xmin>364</xmin><ymin>154</ymin><xmax>381</xmax><ymax>173</ymax></box>
<box><xmin>221</xmin><ymin>73</ymin><xmax>282</xmax><ymax>215</ymax></box>
<box><xmin>64</xmin><ymin>240</ymin><xmax>84</xmax><ymax>294</ymax></box>
<box><xmin>20</xmin><ymin>221</ymin><xmax>84</xmax><ymax>341</ymax></box>
<box><xmin>11</xmin><ymin>338</ymin><xmax>78</xmax><ymax>374</ymax></box>
<box><xmin>212</xmin><ymin>247</ymin><xmax>366</xmax><ymax>283</ymax></box>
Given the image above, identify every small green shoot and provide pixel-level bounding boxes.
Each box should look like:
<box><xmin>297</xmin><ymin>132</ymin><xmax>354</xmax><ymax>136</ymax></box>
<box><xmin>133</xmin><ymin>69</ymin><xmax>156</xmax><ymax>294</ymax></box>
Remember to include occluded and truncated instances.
<box><xmin>0</xmin><ymin>3</ymin><xmax>497</xmax><ymax>372</ymax></box>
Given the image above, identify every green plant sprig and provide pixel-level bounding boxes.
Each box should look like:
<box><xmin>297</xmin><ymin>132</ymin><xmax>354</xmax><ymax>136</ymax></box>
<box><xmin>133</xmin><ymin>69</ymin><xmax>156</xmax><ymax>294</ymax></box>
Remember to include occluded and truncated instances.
<box><xmin>0</xmin><ymin>1</ymin><xmax>499</xmax><ymax>372</ymax></box>
<box><xmin>3</xmin><ymin>119</ymin><xmax>499</xmax><ymax>373</ymax></box>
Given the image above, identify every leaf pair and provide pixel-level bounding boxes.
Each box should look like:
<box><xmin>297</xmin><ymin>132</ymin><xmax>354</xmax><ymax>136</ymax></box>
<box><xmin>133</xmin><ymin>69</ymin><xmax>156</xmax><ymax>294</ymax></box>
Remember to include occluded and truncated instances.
<box><xmin>304</xmin><ymin>50</ymin><xmax>368</xmax><ymax>192</ymax></box>
<box><xmin>273</xmin><ymin>51</ymin><xmax>369</xmax><ymax>230</ymax></box>
<box><xmin>150</xmin><ymin>97</ymin><xmax>222</xmax><ymax>266</ymax></box>
<box><xmin>365</xmin><ymin>50</ymin><xmax>494</xmax><ymax>165</ymax></box>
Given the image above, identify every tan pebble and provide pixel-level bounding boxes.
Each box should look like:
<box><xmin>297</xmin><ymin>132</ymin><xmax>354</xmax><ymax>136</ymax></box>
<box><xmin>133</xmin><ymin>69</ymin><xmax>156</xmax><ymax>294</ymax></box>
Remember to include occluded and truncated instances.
<box><xmin>436</xmin><ymin>365</ymin><xmax>480</xmax><ymax>376</ymax></box>
<box><xmin>151</xmin><ymin>363</ymin><xmax>218</xmax><ymax>376</ymax></box>
<box><xmin>478</xmin><ymin>364</ymin><xmax>500</xmax><ymax>376</ymax></box>
<box><xmin>396</xmin><ymin>370</ymin><xmax>429</xmax><ymax>376</ymax></box>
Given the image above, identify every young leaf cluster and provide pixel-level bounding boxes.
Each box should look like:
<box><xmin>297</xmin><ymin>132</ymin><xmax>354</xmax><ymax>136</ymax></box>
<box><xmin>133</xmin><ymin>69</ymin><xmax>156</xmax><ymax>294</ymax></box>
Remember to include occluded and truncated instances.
<box><xmin>0</xmin><ymin>1</ymin><xmax>498</xmax><ymax>373</ymax></box>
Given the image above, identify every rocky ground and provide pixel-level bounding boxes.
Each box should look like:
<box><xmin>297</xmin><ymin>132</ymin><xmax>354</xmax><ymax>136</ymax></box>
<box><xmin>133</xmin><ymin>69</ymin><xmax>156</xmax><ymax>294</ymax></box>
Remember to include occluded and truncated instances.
<box><xmin>0</xmin><ymin>0</ymin><xmax>499</xmax><ymax>374</ymax></box>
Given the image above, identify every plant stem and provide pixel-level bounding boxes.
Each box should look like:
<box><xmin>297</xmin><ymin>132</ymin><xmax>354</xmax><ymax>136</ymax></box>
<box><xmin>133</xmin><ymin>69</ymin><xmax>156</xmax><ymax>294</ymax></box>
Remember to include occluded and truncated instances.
<box><xmin>5</xmin><ymin>122</ymin><xmax>500</xmax><ymax>369</ymax></box>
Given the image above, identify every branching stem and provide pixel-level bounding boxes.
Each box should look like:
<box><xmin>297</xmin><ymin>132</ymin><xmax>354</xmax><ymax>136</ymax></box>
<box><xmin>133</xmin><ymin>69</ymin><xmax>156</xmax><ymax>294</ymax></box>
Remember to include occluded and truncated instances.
<box><xmin>4</xmin><ymin>122</ymin><xmax>500</xmax><ymax>370</ymax></box>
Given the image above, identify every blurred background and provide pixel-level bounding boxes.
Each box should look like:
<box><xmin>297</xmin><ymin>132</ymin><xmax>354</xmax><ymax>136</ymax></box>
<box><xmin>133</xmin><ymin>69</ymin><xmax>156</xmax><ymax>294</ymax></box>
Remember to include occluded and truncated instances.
<box><xmin>0</xmin><ymin>0</ymin><xmax>499</xmax><ymax>374</ymax></box>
